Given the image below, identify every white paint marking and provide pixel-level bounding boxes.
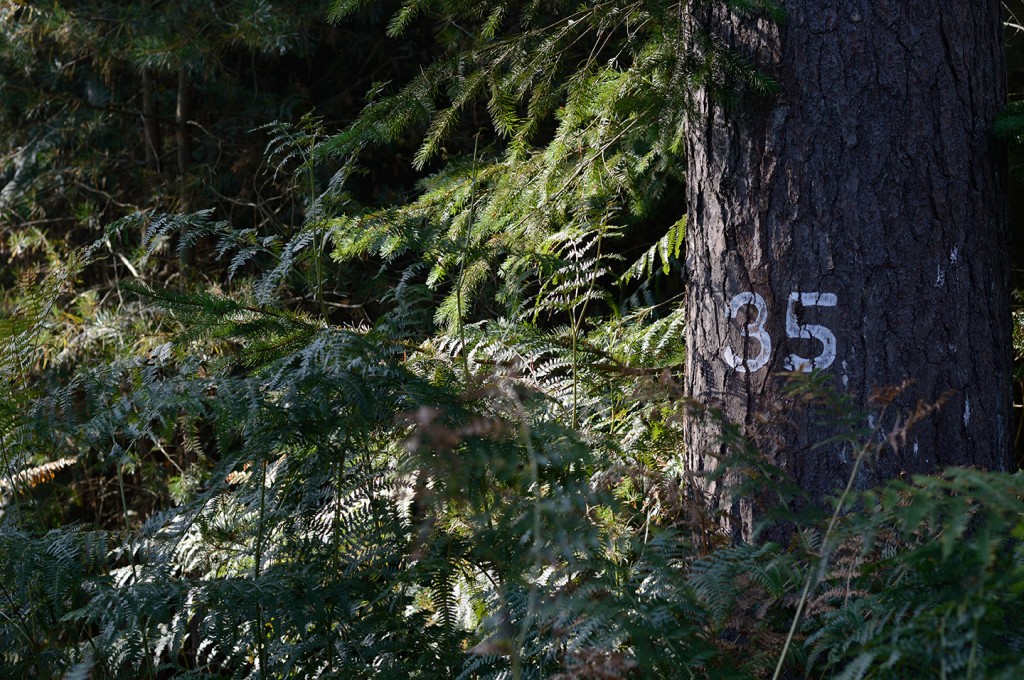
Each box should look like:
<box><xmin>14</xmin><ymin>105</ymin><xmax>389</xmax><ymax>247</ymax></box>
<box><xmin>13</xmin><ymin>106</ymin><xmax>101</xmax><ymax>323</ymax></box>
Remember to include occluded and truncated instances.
<box><xmin>963</xmin><ymin>396</ymin><xmax>971</xmax><ymax>427</ymax></box>
<box><xmin>723</xmin><ymin>292</ymin><xmax>771</xmax><ymax>373</ymax></box>
<box><xmin>913</xmin><ymin>439</ymin><xmax>919</xmax><ymax>456</ymax></box>
<box><xmin>868</xmin><ymin>415</ymin><xmax>876</xmax><ymax>429</ymax></box>
<box><xmin>950</xmin><ymin>246</ymin><xmax>959</xmax><ymax>264</ymax></box>
<box><xmin>783</xmin><ymin>292</ymin><xmax>838</xmax><ymax>371</ymax></box>
<box><xmin>841</xmin><ymin>360</ymin><xmax>849</xmax><ymax>387</ymax></box>
<box><xmin>935</xmin><ymin>264</ymin><xmax>945</xmax><ymax>287</ymax></box>
<box><xmin>723</xmin><ymin>289</ymin><xmax>839</xmax><ymax>373</ymax></box>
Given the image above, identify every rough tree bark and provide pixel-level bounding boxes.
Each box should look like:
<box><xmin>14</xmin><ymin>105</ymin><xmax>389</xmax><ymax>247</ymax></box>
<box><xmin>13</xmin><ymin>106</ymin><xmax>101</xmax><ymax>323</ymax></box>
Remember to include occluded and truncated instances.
<box><xmin>683</xmin><ymin>1</ymin><xmax>1010</xmax><ymax>536</ymax></box>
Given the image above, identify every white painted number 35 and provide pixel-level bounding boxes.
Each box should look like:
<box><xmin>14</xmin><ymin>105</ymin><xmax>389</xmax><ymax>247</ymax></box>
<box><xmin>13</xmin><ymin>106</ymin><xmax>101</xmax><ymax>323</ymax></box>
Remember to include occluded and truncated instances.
<box><xmin>723</xmin><ymin>292</ymin><xmax>837</xmax><ymax>373</ymax></box>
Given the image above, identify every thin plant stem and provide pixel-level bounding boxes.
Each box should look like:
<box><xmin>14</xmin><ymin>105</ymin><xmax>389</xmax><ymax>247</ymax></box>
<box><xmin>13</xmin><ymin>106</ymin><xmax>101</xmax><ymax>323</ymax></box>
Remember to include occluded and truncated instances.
<box><xmin>0</xmin><ymin>582</ymin><xmax>50</xmax><ymax>678</ymax></box>
<box><xmin>771</xmin><ymin>421</ymin><xmax>880</xmax><ymax>680</ymax></box>
<box><xmin>117</xmin><ymin>463</ymin><xmax>156</xmax><ymax>680</ymax></box>
<box><xmin>456</xmin><ymin>132</ymin><xmax>481</xmax><ymax>382</ymax></box>
<box><xmin>309</xmin><ymin>130</ymin><xmax>329</xmax><ymax>321</ymax></box>
<box><xmin>569</xmin><ymin>221</ymin><xmax>606</xmax><ymax>430</ymax></box>
<box><xmin>254</xmin><ymin>458</ymin><xmax>269</xmax><ymax>680</ymax></box>
<box><xmin>511</xmin><ymin>413</ymin><xmax>543</xmax><ymax>680</ymax></box>
<box><xmin>325</xmin><ymin>436</ymin><xmax>350</xmax><ymax>673</ymax></box>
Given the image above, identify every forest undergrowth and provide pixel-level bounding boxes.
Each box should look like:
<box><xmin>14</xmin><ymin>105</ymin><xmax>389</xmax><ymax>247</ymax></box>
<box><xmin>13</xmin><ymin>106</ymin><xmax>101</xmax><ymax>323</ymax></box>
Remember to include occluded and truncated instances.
<box><xmin>3</xmin><ymin>1</ymin><xmax>1024</xmax><ymax>679</ymax></box>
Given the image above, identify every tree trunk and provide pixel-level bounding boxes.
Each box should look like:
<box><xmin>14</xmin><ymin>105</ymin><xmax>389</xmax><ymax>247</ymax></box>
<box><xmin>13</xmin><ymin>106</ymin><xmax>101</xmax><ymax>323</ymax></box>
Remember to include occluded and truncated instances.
<box><xmin>176</xmin><ymin>67</ymin><xmax>193</xmax><ymax>176</ymax></box>
<box><xmin>683</xmin><ymin>1</ymin><xmax>1011</xmax><ymax>538</ymax></box>
<box><xmin>142</xmin><ymin>68</ymin><xmax>162</xmax><ymax>172</ymax></box>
